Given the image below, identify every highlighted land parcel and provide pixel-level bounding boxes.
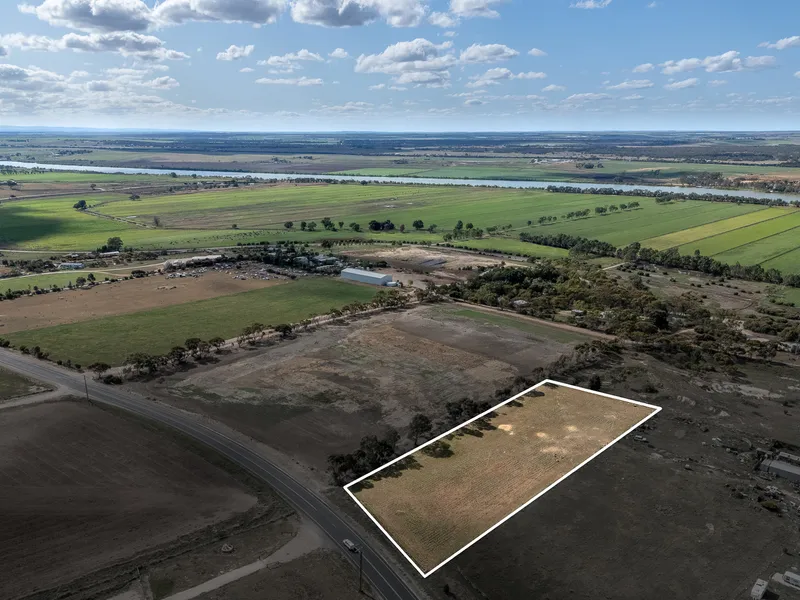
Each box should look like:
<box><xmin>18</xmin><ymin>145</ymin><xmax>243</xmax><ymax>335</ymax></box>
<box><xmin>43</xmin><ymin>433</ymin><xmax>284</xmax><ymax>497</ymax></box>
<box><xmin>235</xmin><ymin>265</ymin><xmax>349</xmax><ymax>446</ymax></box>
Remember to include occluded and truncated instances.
<box><xmin>345</xmin><ymin>380</ymin><xmax>660</xmax><ymax>576</ymax></box>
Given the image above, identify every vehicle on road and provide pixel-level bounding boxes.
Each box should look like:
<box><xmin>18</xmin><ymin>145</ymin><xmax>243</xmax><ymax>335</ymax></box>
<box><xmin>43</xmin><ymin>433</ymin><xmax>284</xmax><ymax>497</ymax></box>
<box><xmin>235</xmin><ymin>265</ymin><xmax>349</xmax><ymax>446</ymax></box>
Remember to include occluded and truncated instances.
<box><xmin>343</xmin><ymin>539</ymin><xmax>358</xmax><ymax>552</ymax></box>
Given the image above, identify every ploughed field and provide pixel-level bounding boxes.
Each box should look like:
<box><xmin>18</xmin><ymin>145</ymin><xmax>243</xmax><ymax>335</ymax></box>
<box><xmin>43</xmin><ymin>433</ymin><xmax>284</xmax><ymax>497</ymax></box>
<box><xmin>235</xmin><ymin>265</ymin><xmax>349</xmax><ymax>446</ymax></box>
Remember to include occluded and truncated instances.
<box><xmin>350</xmin><ymin>383</ymin><xmax>657</xmax><ymax>574</ymax></box>
<box><xmin>0</xmin><ymin>401</ymin><xmax>258</xmax><ymax>600</ymax></box>
<box><xmin>4</xmin><ymin>177</ymin><xmax>800</xmax><ymax>271</ymax></box>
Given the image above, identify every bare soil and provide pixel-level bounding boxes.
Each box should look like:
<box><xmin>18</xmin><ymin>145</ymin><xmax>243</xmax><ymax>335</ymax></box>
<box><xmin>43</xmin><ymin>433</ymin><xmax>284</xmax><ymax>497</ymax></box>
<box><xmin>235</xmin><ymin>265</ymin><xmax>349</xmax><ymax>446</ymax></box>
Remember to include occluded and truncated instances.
<box><xmin>195</xmin><ymin>550</ymin><xmax>362</xmax><ymax>600</ymax></box>
<box><xmin>141</xmin><ymin>305</ymin><xmax>583</xmax><ymax>476</ymax></box>
<box><xmin>0</xmin><ymin>366</ymin><xmax>51</xmax><ymax>401</ymax></box>
<box><xmin>0</xmin><ymin>272</ymin><xmax>284</xmax><ymax>333</ymax></box>
<box><xmin>0</xmin><ymin>400</ymin><xmax>260</xmax><ymax>600</ymax></box>
<box><xmin>352</xmin><ymin>384</ymin><xmax>657</xmax><ymax>573</ymax></box>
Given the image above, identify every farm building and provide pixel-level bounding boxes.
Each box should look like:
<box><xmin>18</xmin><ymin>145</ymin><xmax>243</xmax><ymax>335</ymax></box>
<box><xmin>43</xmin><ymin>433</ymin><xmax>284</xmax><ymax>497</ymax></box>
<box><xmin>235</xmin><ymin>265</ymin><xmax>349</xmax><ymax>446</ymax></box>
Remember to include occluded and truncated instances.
<box><xmin>341</xmin><ymin>268</ymin><xmax>392</xmax><ymax>286</ymax></box>
<box><xmin>759</xmin><ymin>458</ymin><xmax>800</xmax><ymax>483</ymax></box>
<box><xmin>163</xmin><ymin>255</ymin><xmax>223</xmax><ymax>271</ymax></box>
<box><xmin>58</xmin><ymin>262</ymin><xmax>85</xmax><ymax>270</ymax></box>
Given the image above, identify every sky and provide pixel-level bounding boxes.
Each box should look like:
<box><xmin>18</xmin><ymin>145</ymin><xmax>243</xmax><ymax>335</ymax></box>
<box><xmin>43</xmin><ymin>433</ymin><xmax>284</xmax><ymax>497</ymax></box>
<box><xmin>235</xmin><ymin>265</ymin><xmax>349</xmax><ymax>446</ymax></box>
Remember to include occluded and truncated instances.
<box><xmin>0</xmin><ymin>0</ymin><xmax>799</xmax><ymax>131</ymax></box>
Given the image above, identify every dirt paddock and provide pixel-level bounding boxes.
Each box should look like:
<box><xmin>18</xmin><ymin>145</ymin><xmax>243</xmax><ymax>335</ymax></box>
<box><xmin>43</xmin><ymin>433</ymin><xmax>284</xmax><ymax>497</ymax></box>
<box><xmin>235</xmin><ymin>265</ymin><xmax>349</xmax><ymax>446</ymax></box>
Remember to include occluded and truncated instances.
<box><xmin>0</xmin><ymin>272</ymin><xmax>284</xmax><ymax>333</ymax></box>
<box><xmin>144</xmin><ymin>305</ymin><xmax>590</xmax><ymax>478</ymax></box>
<box><xmin>0</xmin><ymin>400</ymin><xmax>260</xmax><ymax>599</ymax></box>
<box><xmin>351</xmin><ymin>383</ymin><xmax>658</xmax><ymax>573</ymax></box>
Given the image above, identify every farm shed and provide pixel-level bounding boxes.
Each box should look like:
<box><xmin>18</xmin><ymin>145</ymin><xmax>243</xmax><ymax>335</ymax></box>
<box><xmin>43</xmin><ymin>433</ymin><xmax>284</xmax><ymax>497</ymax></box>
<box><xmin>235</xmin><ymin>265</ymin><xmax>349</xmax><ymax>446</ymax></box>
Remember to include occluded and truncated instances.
<box><xmin>759</xmin><ymin>458</ymin><xmax>800</xmax><ymax>483</ymax></box>
<box><xmin>58</xmin><ymin>262</ymin><xmax>85</xmax><ymax>270</ymax></box>
<box><xmin>341</xmin><ymin>268</ymin><xmax>392</xmax><ymax>286</ymax></box>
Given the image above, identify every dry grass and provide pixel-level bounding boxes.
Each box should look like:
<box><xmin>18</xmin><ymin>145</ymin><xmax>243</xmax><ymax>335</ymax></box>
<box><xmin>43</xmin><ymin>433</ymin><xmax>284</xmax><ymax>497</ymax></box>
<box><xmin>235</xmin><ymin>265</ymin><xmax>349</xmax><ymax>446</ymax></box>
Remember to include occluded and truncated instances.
<box><xmin>350</xmin><ymin>383</ymin><xmax>657</xmax><ymax>573</ymax></box>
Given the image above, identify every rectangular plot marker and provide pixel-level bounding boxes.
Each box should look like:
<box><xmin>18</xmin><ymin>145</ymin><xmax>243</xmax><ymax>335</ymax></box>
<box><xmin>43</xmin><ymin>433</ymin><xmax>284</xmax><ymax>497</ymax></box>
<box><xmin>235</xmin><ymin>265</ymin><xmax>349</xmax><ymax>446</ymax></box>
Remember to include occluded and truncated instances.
<box><xmin>344</xmin><ymin>380</ymin><xmax>661</xmax><ymax>577</ymax></box>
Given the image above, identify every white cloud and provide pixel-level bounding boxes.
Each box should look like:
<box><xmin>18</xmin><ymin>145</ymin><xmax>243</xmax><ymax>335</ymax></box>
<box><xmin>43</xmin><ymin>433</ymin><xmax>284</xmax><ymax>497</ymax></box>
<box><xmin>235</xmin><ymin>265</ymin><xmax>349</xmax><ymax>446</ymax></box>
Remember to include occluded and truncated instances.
<box><xmin>795</xmin><ymin>71</ymin><xmax>800</xmax><ymax>79</ymax></box>
<box><xmin>443</xmin><ymin>30</ymin><xmax>456</xmax><ymax>37</ymax></box>
<box><xmin>355</xmin><ymin>38</ymin><xmax>456</xmax><ymax>88</ymax></box>
<box><xmin>0</xmin><ymin>46</ymin><xmax>7</xmax><ymax>57</ymax></box>
<box><xmin>661</xmin><ymin>51</ymin><xmax>776</xmax><ymax>75</ymax></box>
<box><xmin>564</xmin><ymin>92</ymin><xmax>611</xmax><ymax>103</ymax></box>
<box><xmin>316</xmin><ymin>101</ymin><xmax>373</xmax><ymax>112</ymax></box>
<box><xmin>528</xmin><ymin>48</ymin><xmax>547</xmax><ymax>57</ymax></box>
<box><xmin>0</xmin><ymin>63</ymin><xmax>67</xmax><ymax>92</ymax></box>
<box><xmin>18</xmin><ymin>0</ymin><xmax>153</xmax><ymax>32</ymax></box>
<box><xmin>647</xmin><ymin>1</ymin><xmax>656</xmax><ymax>7</ymax></box>
<box><xmin>664</xmin><ymin>77</ymin><xmax>698</xmax><ymax>90</ymax></box>
<box><xmin>143</xmin><ymin>75</ymin><xmax>179</xmax><ymax>89</ymax></box>
<box><xmin>216</xmin><ymin>44</ymin><xmax>255</xmax><ymax>61</ymax></box>
<box><xmin>467</xmin><ymin>67</ymin><xmax>545</xmax><ymax>87</ymax></box>
<box><xmin>606</xmin><ymin>79</ymin><xmax>653</xmax><ymax>90</ymax></box>
<box><xmin>464</xmin><ymin>98</ymin><xmax>485</xmax><ymax>106</ymax></box>
<box><xmin>290</xmin><ymin>0</ymin><xmax>426</xmax><ymax>28</ymax></box>
<box><xmin>369</xmin><ymin>83</ymin><xmax>386</xmax><ymax>90</ymax></box>
<box><xmin>632</xmin><ymin>62</ymin><xmax>653</xmax><ymax>73</ymax></box>
<box><xmin>153</xmin><ymin>0</ymin><xmax>288</xmax><ymax>27</ymax></box>
<box><xmin>240</xmin><ymin>67</ymin><xmax>255</xmax><ymax>72</ymax></box>
<box><xmin>0</xmin><ymin>31</ymin><xmax>189</xmax><ymax>61</ymax></box>
<box><xmin>541</xmin><ymin>84</ymin><xmax>565</xmax><ymax>92</ymax></box>
<box><xmin>259</xmin><ymin>48</ymin><xmax>324</xmax><ymax>70</ymax></box>
<box><xmin>429</xmin><ymin>12</ymin><xmax>459</xmax><ymax>27</ymax></box>
<box><xmin>760</xmin><ymin>36</ymin><xmax>800</xmax><ymax>50</ymax></box>
<box><xmin>570</xmin><ymin>0</ymin><xmax>612</xmax><ymax>8</ymax></box>
<box><xmin>623</xmin><ymin>94</ymin><xmax>644</xmax><ymax>100</ymax></box>
<box><xmin>459</xmin><ymin>43</ymin><xmax>518</xmax><ymax>64</ymax></box>
<box><xmin>708</xmin><ymin>79</ymin><xmax>727</xmax><ymax>86</ymax></box>
<box><xmin>255</xmin><ymin>76</ymin><xmax>323</xmax><ymax>85</ymax></box>
<box><xmin>449</xmin><ymin>0</ymin><xmax>507</xmax><ymax>18</ymax></box>
<box><xmin>329</xmin><ymin>47</ymin><xmax>349</xmax><ymax>59</ymax></box>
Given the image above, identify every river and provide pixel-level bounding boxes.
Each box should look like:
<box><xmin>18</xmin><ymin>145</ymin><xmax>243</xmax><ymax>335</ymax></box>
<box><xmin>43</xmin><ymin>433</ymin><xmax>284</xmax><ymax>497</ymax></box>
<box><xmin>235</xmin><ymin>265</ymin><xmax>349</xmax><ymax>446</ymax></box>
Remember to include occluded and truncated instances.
<box><xmin>2</xmin><ymin>160</ymin><xmax>798</xmax><ymax>203</ymax></box>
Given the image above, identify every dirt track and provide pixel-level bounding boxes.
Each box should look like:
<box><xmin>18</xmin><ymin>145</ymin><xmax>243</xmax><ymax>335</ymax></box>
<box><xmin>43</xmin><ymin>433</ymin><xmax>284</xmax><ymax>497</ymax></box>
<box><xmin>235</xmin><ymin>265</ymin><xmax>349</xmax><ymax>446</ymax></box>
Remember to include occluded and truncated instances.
<box><xmin>0</xmin><ymin>272</ymin><xmax>284</xmax><ymax>333</ymax></box>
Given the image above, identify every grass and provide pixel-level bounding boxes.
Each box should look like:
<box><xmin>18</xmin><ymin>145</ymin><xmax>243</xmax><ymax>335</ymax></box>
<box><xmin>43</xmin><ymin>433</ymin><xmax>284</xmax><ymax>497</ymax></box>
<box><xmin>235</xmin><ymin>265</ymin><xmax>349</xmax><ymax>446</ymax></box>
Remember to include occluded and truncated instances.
<box><xmin>6</xmin><ymin>278</ymin><xmax>377</xmax><ymax>366</ymax></box>
<box><xmin>677</xmin><ymin>211</ymin><xmax>800</xmax><ymax>259</ymax></box>
<box><xmin>450</xmin><ymin>308</ymin><xmax>591</xmax><ymax>343</ymax></box>
<box><xmin>713</xmin><ymin>226</ymin><xmax>800</xmax><ymax>266</ymax></box>
<box><xmin>4</xmin><ymin>176</ymin><xmax>799</xmax><ymax>272</ymax></box>
<box><xmin>0</xmin><ymin>367</ymin><xmax>50</xmax><ymax>400</ymax></box>
<box><xmin>0</xmin><ymin>271</ymin><xmax>122</xmax><ymax>293</ymax></box>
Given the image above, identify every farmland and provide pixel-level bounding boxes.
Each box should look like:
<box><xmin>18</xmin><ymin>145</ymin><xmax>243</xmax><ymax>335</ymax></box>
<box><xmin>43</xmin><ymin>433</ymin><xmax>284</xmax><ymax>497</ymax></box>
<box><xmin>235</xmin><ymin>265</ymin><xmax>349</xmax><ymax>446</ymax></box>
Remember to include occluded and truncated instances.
<box><xmin>0</xmin><ymin>400</ymin><xmax>265</xmax><ymax>600</ymax></box>
<box><xmin>140</xmin><ymin>305</ymin><xmax>594</xmax><ymax>474</ymax></box>
<box><xmin>6</xmin><ymin>277</ymin><xmax>376</xmax><ymax>365</ymax></box>
<box><xmin>0</xmin><ymin>365</ymin><xmax>51</xmax><ymax>400</ymax></box>
<box><xmin>349</xmin><ymin>383</ymin><xmax>657</xmax><ymax>574</ymax></box>
<box><xmin>6</xmin><ymin>178</ymin><xmax>800</xmax><ymax>270</ymax></box>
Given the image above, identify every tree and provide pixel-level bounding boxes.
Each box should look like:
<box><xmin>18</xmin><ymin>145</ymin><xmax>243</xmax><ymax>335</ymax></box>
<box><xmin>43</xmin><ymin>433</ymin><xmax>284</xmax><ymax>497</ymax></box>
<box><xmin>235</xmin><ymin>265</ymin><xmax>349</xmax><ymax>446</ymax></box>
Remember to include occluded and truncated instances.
<box><xmin>129</xmin><ymin>193</ymin><xmax>140</xmax><ymax>201</ymax></box>
<box><xmin>73</xmin><ymin>199</ymin><xmax>87</xmax><ymax>210</ymax></box>
<box><xmin>588</xmin><ymin>374</ymin><xmax>602</xmax><ymax>390</ymax></box>
<box><xmin>88</xmin><ymin>362</ymin><xmax>110</xmax><ymax>379</ymax></box>
<box><xmin>455</xmin><ymin>220</ymin><xmax>464</xmax><ymax>231</ymax></box>
<box><xmin>87</xmin><ymin>273</ymin><xmax>95</xmax><ymax>282</ymax></box>
<box><xmin>106</xmin><ymin>236</ymin><xmax>123</xmax><ymax>251</ymax></box>
<box><xmin>399</xmin><ymin>223</ymin><xmax>406</xmax><ymax>233</ymax></box>
<box><xmin>75</xmin><ymin>276</ymin><xmax>86</xmax><ymax>286</ymax></box>
<box><xmin>169</xmin><ymin>172</ymin><xmax>178</xmax><ymax>178</ymax></box>
<box><xmin>284</xmin><ymin>221</ymin><xmax>294</xmax><ymax>229</ymax></box>
<box><xmin>408</xmin><ymin>413</ymin><xmax>432</xmax><ymax>445</ymax></box>
<box><xmin>307</xmin><ymin>221</ymin><xmax>317</xmax><ymax>231</ymax></box>
<box><xmin>300</xmin><ymin>221</ymin><xmax>307</xmax><ymax>231</ymax></box>
<box><xmin>273</xmin><ymin>323</ymin><xmax>293</xmax><ymax>338</ymax></box>
<box><xmin>350</xmin><ymin>222</ymin><xmax>361</xmax><ymax>232</ymax></box>
<box><xmin>90</xmin><ymin>183</ymin><xmax>97</xmax><ymax>190</ymax></box>
<box><xmin>209</xmin><ymin>336</ymin><xmax>226</xmax><ymax>352</ymax></box>
<box><xmin>185</xmin><ymin>338</ymin><xmax>202</xmax><ymax>356</ymax></box>
<box><xmin>412</xmin><ymin>219</ymin><xmax>424</xmax><ymax>230</ymax></box>
<box><xmin>153</xmin><ymin>215</ymin><xmax>161</xmax><ymax>227</ymax></box>
<box><xmin>338</xmin><ymin>221</ymin><xmax>344</xmax><ymax>230</ymax></box>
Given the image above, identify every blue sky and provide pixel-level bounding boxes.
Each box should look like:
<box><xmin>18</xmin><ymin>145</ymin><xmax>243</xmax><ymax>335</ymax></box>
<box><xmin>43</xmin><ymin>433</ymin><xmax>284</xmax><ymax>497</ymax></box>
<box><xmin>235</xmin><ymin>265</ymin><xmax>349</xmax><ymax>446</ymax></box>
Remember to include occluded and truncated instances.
<box><xmin>1</xmin><ymin>0</ymin><xmax>799</xmax><ymax>131</ymax></box>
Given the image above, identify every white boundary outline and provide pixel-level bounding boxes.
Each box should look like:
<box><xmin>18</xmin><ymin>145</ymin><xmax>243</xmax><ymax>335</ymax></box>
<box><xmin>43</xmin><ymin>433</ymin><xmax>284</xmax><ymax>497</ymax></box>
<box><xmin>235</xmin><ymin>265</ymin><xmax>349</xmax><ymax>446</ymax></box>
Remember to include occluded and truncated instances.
<box><xmin>343</xmin><ymin>379</ymin><xmax>662</xmax><ymax>578</ymax></box>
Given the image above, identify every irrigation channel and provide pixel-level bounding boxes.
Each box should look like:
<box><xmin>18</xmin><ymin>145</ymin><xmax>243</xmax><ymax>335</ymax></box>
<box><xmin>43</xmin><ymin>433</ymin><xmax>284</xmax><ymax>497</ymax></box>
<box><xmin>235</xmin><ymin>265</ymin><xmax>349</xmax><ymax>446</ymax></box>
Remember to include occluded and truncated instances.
<box><xmin>3</xmin><ymin>160</ymin><xmax>800</xmax><ymax>203</ymax></box>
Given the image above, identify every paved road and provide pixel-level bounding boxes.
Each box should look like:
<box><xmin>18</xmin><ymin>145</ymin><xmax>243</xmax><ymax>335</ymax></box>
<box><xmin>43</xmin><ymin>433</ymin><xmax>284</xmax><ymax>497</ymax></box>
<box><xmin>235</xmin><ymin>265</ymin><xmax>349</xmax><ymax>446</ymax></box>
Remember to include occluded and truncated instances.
<box><xmin>0</xmin><ymin>348</ymin><xmax>421</xmax><ymax>600</ymax></box>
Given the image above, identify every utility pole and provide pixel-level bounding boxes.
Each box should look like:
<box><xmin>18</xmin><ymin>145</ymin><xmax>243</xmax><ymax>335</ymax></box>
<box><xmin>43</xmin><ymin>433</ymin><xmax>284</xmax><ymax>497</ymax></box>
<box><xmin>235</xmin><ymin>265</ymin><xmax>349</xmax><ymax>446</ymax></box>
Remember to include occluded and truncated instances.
<box><xmin>83</xmin><ymin>375</ymin><xmax>90</xmax><ymax>404</ymax></box>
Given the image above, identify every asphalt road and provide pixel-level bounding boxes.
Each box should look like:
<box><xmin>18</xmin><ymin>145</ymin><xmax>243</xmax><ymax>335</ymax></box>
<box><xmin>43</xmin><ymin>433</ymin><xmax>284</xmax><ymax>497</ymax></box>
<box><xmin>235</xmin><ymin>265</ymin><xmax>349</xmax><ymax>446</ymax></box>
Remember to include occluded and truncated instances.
<box><xmin>0</xmin><ymin>348</ymin><xmax>421</xmax><ymax>600</ymax></box>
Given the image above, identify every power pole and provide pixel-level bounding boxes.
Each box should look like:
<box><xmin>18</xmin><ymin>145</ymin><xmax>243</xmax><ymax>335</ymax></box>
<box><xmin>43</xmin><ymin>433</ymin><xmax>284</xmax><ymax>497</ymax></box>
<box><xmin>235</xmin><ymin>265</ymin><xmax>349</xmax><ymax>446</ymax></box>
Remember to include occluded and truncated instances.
<box><xmin>83</xmin><ymin>375</ymin><xmax>90</xmax><ymax>404</ymax></box>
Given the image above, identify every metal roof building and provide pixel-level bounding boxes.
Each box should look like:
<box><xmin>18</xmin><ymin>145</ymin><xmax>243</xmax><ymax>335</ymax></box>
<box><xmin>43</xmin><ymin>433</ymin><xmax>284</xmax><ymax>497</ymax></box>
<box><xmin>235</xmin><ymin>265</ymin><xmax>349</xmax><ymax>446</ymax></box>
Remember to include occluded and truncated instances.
<box><xmin>760</xmin><ymin>458</ymin><xmax>800</xmax><ymax>483</ymax></box>
<box><xmin>340</xmin><ymin>268</ymin><xmax>392</xmax><ymax>286</ymax></box>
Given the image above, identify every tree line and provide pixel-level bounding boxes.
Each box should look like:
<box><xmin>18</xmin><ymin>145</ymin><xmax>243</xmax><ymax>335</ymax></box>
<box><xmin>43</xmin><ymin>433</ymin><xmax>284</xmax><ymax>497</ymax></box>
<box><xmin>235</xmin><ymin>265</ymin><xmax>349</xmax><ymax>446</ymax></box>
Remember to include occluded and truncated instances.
<box><xmin>545</xmin><ymin>185</ymin><xmax>795</xmax><ymax>208</ymax></box>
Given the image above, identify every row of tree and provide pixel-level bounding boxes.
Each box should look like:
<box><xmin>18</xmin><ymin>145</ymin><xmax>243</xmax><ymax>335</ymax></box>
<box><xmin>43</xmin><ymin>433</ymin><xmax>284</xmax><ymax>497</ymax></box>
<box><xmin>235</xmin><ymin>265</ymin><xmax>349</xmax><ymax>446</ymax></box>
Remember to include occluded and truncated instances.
<box><xmin>545</xmin><ymin>185</ymin><xmax>794</xmax><ymax>208</ymax></box>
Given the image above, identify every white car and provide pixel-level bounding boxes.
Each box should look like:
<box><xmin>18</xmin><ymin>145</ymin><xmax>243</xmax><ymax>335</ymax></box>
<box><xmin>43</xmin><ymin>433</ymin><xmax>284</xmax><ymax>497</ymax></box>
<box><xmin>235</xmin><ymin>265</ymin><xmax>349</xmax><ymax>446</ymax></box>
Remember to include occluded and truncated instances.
<box><xmin>343</xmin><ymin>539</ymin><xmax>358</xmax><ymax>552</ymax></box>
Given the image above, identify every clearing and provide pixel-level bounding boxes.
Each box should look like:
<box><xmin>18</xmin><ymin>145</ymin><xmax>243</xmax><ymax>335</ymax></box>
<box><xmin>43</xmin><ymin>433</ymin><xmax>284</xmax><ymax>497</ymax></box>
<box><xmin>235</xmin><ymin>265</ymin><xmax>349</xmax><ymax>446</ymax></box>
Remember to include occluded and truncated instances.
<box><xmin>349</xmin><ymin>383</ymin><xmax>658</xmax><ymax>574</ymax></box>
<box><xmin>0</xmin><ymin>365</ymin><xmax>51</xmax><ymax>401</ymax></box>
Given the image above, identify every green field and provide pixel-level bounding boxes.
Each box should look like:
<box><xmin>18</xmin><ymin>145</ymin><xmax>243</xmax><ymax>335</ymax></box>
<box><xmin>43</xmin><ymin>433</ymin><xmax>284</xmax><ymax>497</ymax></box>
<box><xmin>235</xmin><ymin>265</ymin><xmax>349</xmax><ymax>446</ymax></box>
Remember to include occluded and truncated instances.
<box><xmin>449</xmin><ymin>308</ymin><xmax>592</xmax><ymax>343</ymax></box>
<box><xmin>1</xmin><ymin>272</ymin><xmax>120</xmax><ymax>293</ymax></box>
<box><xmin>6</xmin><ymin>278</ymin><xmax>377</xmax><ymax>366</ymax></box>
<box><xmin>3</xmin><ymin>177</ymin><xmax>800</xmax><ymax>272</ymax></box>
